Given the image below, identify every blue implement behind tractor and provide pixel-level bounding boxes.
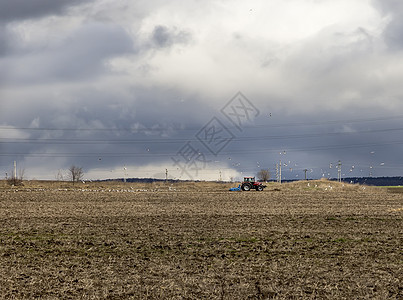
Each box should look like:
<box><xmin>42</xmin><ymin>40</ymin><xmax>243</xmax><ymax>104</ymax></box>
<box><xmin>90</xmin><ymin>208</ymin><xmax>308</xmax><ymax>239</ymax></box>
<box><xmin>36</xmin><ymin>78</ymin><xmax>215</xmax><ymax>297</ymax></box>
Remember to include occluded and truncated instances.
<box><xmin>229</xmin><ymin>184</ymin><xmax>241</xmax><ymax>191</ymax></box>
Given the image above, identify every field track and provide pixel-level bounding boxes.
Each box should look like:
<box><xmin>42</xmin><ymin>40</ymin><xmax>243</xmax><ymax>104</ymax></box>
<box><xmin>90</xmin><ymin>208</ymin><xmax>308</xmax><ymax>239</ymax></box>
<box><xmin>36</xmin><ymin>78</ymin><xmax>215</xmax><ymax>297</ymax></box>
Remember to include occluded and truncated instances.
<box><xmin>0</xmin><ymin>180</ymin><xmax>402</xmax><ymax>299</ymax></box>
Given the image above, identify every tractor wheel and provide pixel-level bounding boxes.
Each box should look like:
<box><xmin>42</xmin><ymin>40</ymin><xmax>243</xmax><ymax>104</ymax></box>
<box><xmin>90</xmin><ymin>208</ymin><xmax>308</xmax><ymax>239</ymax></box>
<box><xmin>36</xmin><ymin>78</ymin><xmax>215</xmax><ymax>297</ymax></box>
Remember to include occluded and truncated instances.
<box><xmin>241</xmin><ymin>183</ymin><xmax>251</xmax><ymax>191</ymax></box>
<box><xmin>257</xmin><ymin>185</ymin><xmax>263</xmax><ymax>191</ymax></box>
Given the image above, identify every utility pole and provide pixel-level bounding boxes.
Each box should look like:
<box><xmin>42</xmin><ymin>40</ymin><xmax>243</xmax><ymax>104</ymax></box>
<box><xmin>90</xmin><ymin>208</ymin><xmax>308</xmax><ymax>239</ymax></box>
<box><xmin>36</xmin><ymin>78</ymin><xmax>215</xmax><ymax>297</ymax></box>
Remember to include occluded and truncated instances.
<box><xmin>304</xmin><ymin>169</ymin><xmax>308</xmax><ymax>180</ymax></box>
<box><xmin>219</xmin><ymin>170</ymin><xmax>222</xmax><ymax>182</ymax></box>
<box><xmin>275</xmin><ymin>163</ymin><xmax>278</xmax><ymax>182</ymax></box>
<box><xmin>278</xmin><ymin>150</ymin><xmax>286</xmax><ymax>184</ymax></box>
<box><xmin>337</xmin><ymin>160</ymin><xmax>342</xmax><ymax>182</ymax></box>
<box><xmin>165</xmin><ymin>169</ymin><xmax>168</xmax><ymax>181</ymax></box>
<box><xmin>13</xmin><ymin>161</ymin><xmax>17</xmax><ymax>180</ymax></box>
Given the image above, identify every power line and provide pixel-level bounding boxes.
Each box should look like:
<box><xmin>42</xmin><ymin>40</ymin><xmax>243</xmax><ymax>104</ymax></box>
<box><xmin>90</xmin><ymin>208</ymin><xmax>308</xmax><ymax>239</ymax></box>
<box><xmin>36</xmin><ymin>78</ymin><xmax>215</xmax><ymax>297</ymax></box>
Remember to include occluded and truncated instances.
<box><xmin>2</xmin><ymin>127</ymin><xmax>403</xmax><ymax>144</ymax></box>
<box><xmin>1</xmin><ymin>114</ymin><xmax>403</xmax><ymax>132</ymax></box>
<box><xmin>2</xmin><ymin>139</ymin><xmax>403</xmax><ymax>158</ymax></box>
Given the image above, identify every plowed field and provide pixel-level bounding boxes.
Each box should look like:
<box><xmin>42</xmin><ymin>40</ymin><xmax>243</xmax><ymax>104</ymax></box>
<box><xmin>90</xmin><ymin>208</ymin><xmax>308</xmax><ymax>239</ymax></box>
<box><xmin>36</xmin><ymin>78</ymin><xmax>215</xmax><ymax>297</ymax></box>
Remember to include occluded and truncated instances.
<box><xmin>0</xmin><ymin>180</ymin><xmax>402</xmax><ymax>299</ymax></box>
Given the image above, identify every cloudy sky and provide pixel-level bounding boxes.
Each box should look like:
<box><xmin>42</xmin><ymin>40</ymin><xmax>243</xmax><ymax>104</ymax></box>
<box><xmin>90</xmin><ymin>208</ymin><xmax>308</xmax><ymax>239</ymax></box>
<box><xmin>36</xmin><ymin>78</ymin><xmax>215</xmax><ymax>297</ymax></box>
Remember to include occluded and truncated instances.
<box><xmin>1</xmin><ymin>0</ymin><xmax>403</xmax><ymax>181</ymax></box>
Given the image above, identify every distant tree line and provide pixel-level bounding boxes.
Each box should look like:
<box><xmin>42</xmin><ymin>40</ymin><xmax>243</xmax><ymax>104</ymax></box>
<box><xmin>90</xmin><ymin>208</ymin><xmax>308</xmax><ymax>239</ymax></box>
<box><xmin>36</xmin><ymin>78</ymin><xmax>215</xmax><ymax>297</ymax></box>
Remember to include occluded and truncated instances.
<box><xmin>340</xmin><ymin>177</ymin><xmax>403</xmax><ymax>186</ymax></box>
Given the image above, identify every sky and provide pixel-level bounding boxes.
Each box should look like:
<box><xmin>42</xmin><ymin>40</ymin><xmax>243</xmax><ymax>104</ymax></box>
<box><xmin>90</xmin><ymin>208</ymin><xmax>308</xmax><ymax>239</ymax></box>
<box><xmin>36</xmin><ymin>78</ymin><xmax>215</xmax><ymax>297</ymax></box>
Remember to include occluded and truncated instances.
<box><xmin>1</xmin><ymin>0</ymin><xmax>403</xmax><ymax>181</ymax></box>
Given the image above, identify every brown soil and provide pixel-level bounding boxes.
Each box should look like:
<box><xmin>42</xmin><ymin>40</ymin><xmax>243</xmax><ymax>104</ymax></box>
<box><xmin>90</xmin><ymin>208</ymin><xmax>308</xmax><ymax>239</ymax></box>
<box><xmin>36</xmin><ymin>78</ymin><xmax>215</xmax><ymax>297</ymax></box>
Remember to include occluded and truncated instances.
<box><xmin>0</xmin><ymin>180</ymin><xmax>402</xmax><ymax>299</ymax></box>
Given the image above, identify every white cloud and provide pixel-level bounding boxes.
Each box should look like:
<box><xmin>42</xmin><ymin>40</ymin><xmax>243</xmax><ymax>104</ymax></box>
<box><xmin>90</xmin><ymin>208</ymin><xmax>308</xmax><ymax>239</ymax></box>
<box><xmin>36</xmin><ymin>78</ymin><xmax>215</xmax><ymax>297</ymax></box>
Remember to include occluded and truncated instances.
<box><xmin>98</xmin><ymin>0</ymin><xmax>387</xmax><ymax>112</ymax></box>
<box><xmin>85</xmin><ymin>162</ymin><xmax>241</xmax><ymax>182</ymax></box>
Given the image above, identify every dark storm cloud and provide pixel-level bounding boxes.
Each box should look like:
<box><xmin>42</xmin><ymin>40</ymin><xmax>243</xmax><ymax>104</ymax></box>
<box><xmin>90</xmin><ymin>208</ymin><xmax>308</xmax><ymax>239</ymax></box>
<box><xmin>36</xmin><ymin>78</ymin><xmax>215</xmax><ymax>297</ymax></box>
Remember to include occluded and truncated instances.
<box><xmin>0</xmin><ymin>26</ymin><xmax>10</xmax><ymax>56</ymax></box>
<box><xmin>0</xmin><ymin>0</ymin><xmax>93</xmax><ymax>23</ymax></box>
<box><xmin>46</xmin><ymin>23</ymin><xmax>135</xmax><ymax>81</ymax></box>
<box><xmin>0</xmin><ymin>22</ymin><xmax>134</xmax><ymax>84</ymax></box>
<box><xmin>373</xmin><ymin>0</ymin><xmax>403</xmax><ymax>14</ymax></box>
<box><xmin>373</xmin><ymin>0</ymin><xmax>403</xmax><ymax>50</ymax></box>
<box><xmin>151</xmin><ymin>25</ymin><xmax>191</xmax><ymax>48</ymax></box>
<box><xmin>65</xmin><ymin>86</ymin><xmax>212</xmax><ymax>134</ymax></box>
<box><xmin>384</xmin><ymin>18</ymin><xmax>403</xmax><ymax>50</ymax></box>
<box><xmin>0</xmin><ymin>86</ymin><xmax>217</xmax><ymax>178</ymax></box>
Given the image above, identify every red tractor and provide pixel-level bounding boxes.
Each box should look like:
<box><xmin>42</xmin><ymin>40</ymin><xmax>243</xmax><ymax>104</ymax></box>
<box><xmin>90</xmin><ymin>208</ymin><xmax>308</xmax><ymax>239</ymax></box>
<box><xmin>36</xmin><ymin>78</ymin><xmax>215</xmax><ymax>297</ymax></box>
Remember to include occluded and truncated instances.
<box><xmin>241</xmin><ymin>177</ymin><xmax>266</xmax><ymax>191</ymax></box>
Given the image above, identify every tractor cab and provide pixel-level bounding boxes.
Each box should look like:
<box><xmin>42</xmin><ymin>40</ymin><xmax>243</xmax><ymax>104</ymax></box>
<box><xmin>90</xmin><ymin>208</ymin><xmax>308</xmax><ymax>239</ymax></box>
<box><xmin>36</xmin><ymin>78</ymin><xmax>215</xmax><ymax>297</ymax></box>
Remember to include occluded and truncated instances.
<box><xmin>243</xmin><ymin>177</ymin><xmax>256</xmax><ymax>183</ymax></box>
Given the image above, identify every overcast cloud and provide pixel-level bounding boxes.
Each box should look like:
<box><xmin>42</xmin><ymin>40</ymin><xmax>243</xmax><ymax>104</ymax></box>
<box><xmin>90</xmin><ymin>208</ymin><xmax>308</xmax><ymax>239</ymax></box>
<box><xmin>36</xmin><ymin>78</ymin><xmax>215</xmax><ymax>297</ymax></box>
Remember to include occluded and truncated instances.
<box><xmin>1</xmin><ymin>0</ymin><xmax>403</xmax><ymax>181</ymax></box>
<box><xmin>0</xmin><ymin>0</ymin><xmax>92</xmax><ymax>23</ymax></box>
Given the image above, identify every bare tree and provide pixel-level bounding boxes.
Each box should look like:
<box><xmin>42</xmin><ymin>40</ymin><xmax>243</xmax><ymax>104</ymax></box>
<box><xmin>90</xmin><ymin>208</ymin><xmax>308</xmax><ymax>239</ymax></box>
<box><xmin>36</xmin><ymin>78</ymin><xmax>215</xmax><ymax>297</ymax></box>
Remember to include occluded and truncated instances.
<box><xmin>7</xmin><ymin>167</ymin><xmax>25</xmax><ymax>186</ymax></box>
<box><xmin>257</xmin><ymin>169</ymin><xmax>270</xmax><ymax>182</ymax></box>
<box><xmin>18</xmin><ymin>168</ymin><xmax>25</xmax><ymax>181</ymax></box>
<box><xmin>68</xmin><ymin>165</ymin><xmax>84</xmax><ymax>183</ymax></box>
<box><xmin>55</xmin><ymin>169</ymin><xmax>66</xmax><ymax>181</ymax></box>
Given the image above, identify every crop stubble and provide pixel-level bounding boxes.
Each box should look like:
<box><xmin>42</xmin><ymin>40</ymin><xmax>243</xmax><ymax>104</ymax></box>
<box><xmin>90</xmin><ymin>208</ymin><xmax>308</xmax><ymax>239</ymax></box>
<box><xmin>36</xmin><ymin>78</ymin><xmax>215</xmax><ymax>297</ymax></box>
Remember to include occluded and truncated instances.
<box><xmin>0</xmin><ymin>181</ymin><xmax>402</xmax><ymax>299</ymax></box>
